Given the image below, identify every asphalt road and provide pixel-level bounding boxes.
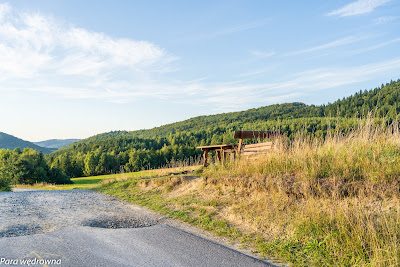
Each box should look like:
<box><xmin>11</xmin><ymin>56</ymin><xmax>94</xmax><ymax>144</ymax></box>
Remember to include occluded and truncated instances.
<box><xmin>0</xmin><ymin>190</ymin><xmax>275</xmax><ymax>267</ymax></box>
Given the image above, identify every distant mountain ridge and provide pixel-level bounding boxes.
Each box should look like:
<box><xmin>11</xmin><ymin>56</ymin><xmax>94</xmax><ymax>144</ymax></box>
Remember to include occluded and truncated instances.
<box><xmin>0</xmin><ymin>132</ymin><xmax>55</xmax><ymax>154</ymax></box>
<box><xmin>34</xmin><ymin>139</ymin><xmax>81</xmax><ymax>149</ymax></box>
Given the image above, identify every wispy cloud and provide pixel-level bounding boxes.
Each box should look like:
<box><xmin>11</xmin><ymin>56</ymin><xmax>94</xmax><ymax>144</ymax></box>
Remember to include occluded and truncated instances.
<box><xmin>350</xmin><ymin>38</ymin><xmax>400</xmax><ymax>54</ymax></box>
<box><xmin>286</xmin><ymin>36</ymin><xmax>366</xmax><ymax>56</ymax></box>
<box><xmin>1</xmin><ymin>3</ymin><xmax>399</xmax><ymax>113</ymax></box>
<box><xmin>251</xmin><ymin>50</ymin><xmax>275</xmax><ymax>58</ymax></box>
<box><xmin>373</xmin><ymin>16</ymin><xmax>398</xmax><ymax>24</ymax></box>
<box><xmin>216</xmin><ymin>20</ymin><xmax>268</xmax><ymax>35</ymax></box>
<box><xmin>236</xmin><ymin>70</ymin><xmax>267</xmax><ymax>78</ymax></box>
<box><xmin>327</xmin><ymin>0</ymin><xmax>391</xmax><ymax>17</ymax></box>
<box><xmin>0</xmin><ymin>3</ymin><xmax>176</xmax><ymax>102</ymax></box>
<box><xmin>185</xmin><ymin>19</ymin><xmax>270</xmax><ymax>41</ymax></box>
<box><xmin>177</xmin><ymin>58</ymin><xmax>400</xmax><ymax>110</ymax></box>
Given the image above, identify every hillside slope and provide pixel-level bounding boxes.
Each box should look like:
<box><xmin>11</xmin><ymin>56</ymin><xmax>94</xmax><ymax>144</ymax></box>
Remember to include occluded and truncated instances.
<box><xmin>49</xmin><ymin>79</ymin><xmax>400</xmax><ymax>177</ymax></box>
<box><xmin>61</xmin><ymin>79</ymin><xmax>400</xmax><ymax>149</ymax></box>
<box><xmin>0</xmin><ymin>132</ymin><xmax>55</xmax><ymax>154</ymax></box>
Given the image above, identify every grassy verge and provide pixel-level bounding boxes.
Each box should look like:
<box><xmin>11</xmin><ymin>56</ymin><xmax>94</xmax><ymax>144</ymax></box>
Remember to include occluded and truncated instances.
<box><xmin>200</xmin><ymin>120</ymin><xmax>400</xmax><ymax>266</ymax></box>
<box><xmin>96</xmin><ymin>120</ymin><xmax>400</xmax><ymax>266</ymax></box>
<box><xmin>12</xmin><ymin>171</ymin><xmax>157</xmax><ymax>190</ymax></box>
<box><xmin>11</xmin><ymin>166</ymin><xmax>200</xmax><ymax>190</ymax></box>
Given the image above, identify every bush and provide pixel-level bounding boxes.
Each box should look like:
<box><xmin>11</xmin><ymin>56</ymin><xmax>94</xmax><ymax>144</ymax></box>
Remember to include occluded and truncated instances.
<box><xmin>49</xmin><ymin>167</ymin><xmax>72</xmax><ymax>184</ymax></box>
<box><xmin>0</xmin><ymin>176</ymin><xmax>11</xmax><ymax>191</ymax></box>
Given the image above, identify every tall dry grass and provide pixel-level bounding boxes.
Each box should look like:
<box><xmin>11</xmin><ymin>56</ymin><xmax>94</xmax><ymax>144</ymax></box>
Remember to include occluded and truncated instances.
<box><xmin>203</xmin><ymin>118</ymin><xmax>400</xmax><ymax>266</ymax></box>
<box><xmin>162</xmin><ymin>155</ymin><xmax>203</xmax><ymax>169</ymax></box>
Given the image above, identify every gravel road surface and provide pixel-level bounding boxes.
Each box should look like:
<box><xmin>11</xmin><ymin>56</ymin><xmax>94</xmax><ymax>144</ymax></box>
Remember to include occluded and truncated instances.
<box><xmin>0</xmin><ymin>190</ymin><xmax>275</xmax><ymax>266</ymax></box>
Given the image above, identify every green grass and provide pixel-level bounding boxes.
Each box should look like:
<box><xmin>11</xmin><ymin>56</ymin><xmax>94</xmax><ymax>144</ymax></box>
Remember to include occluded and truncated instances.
<box><xmin>13</xmin><ymin>171</ymin><xmax>157</xmax><ymax>190</ymax></box>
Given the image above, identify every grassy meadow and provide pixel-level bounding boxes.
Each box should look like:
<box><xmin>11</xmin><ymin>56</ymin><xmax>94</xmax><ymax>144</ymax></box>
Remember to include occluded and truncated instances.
<box><xmin>12</xmin><ymin>171</ymin><xmax>156</xmax><ymax>190</ymax></box>
<box><xmin>11</xmin><ymin>166</ymin><xmax>200</xmax><ymax>190</ymax></box>
<box><xmin>96</xmin><ymin>119</ymin><xmax>400</xmax><ymax>266</ymax></box>
<box><xmin>199</xmin><ymin>119</ymin><xmax>400</xmax><ymax>266</ymax></box>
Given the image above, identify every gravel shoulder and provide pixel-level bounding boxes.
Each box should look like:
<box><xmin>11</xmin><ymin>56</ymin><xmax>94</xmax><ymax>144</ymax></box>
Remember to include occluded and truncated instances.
<box><xmin>0</xmin><ymin>190</ymin><xmax>164</xmax><ymax>237</ymax></box>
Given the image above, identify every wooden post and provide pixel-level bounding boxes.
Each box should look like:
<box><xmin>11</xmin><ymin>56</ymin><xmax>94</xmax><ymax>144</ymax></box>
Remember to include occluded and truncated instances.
<box><xmin>223</xmin><ymin>151</ymin><xmax>227</xmax><ymax>166</ymax></box>
<box><xmin>203</xmin><ymin>150</ymin><xmax>208</xmax><ymax>167</ymax></box>
<box><xmin>216</xmin><ymin>150</ymin><xmax>222</xmax><ymax>162</ymax></box>
<box><xmin>237</xmin><ymin>138</ymin><xmax>243</xmax><ymax>154</ymax></box>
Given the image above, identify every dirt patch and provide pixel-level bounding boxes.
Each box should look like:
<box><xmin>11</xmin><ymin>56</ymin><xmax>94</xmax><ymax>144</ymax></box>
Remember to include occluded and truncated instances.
<box><xmin>137</xmin><ymin>176</ymin><xmax>200</xmax><ymax>191</ymax></box>
<box><xmin>142</xmin><ymin>165</ymin><xmax>201</xmax><ymax>176</ymax></box>
<box><xmin>166</xmin><ymin>177</ymin><xmax>203</xmax><ymax>199</ymax></box>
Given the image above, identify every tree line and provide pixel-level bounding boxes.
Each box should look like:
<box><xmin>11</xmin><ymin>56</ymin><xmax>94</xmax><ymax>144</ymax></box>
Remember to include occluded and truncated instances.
<box><xmin>0</xmin><ymin>148</ymin><xmax>71</xmax><ymax>191</ymax></box>
<box><xmin>1</xmin><ymin>79</ymin><xmax>399</xmax><ymax>190</ymax></box>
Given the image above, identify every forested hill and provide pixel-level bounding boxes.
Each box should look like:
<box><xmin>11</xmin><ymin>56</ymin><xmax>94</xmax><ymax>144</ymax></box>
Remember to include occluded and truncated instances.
<box><xmin>59</xmin><ymin>79</ymin><xmax>400</xmax><ymax>147</ymax></box>
<box><xmin>0</xmin><ymin>132</ymin><xmax>55</xmax><ymax>154</ymax></box>
<box><xmin>48</xmin><ymin>79</ymin><xmax>400</xmax><ymax>178</ymax></box>
<box><xmin>131</xmin><ymin>78</ymin><xmax>399</xmax><ymax>138</ymax></box>
<box><xmin>324</xmin><ymin>80</ymin><xmax>400</xmax><ymax>118</ymax></box>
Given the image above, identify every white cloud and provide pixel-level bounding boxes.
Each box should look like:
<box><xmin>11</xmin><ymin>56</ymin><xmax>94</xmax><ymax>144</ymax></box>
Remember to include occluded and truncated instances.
<box><xmin>183</xmin><ymin>19</ymin><xmax>270</xmax><ymax>41</ymax></box>
<box><xmin>0</xmin><ymin>3</ymin><xmax>399</xmax><ymax>113</ymax></box>
<box><xmin>0</xmin><ymin>3</ymin><xmax>175</xmax><ymax>102</ymax></box>
<box><xmin>237</xmin><ymin>70</ymin><xmax>267</xmax><ymax>78</ymax></box>
<box><xmin>0</xmin><ymin>3</ymin><xmax>10</xmax><ymax>21</ymax></box>
<box><xmin>176</xmin><ymin>58</ymin><xmax>400</xmax><ymax>110</ymax></box>
<box><xmin>286</xmin><ymin>36</ymin><xmax>366</xmax><ymax>56</ymax></box>
<box><xmin>327</xmin><ymin>0</ymin><xmax>391</xmax><ymax>17</ymax></box>
<box><xmin>216</xmin><ymin>20</ymin><xmax>269</xmax><ymax>35</ymax></box>
<box><xmin>373</xmin><ymin>16</ymin><xmax>398</xmax><ymax>24</ymax></box>
<box><xmin>350</xmin><ymin>38</ymin><xmax>400</xmax><ymax>54</ymax></box>
<box><xmin>251</xmin><ymin>50</ymin><xmax>275</xmax><ymax>58</ymax></box>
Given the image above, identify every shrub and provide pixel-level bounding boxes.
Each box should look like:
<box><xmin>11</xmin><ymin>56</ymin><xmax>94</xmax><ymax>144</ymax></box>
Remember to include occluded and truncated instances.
<box><xmin>48</xmin><ymin>167</ymin><xmax>72</xmax><ymax>184</ymax></box>
<box><xmin>0</xmin><ymin>176</ymin><xmax>11</xmax><ymax>191</ymax></box>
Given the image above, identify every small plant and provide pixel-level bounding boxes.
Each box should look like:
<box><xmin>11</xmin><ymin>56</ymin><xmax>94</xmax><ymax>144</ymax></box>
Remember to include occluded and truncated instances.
<box><xmin>193</xmin><ymin>167</ymin><xmax>204</xmax><ymax>175</ymax></box>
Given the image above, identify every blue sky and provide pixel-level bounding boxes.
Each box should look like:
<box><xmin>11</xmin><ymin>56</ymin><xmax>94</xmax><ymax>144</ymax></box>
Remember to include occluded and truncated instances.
<box><xmin>0</xmin><ymin>0</ymin><xmax>399</xmax><ymax>141</ymax></box>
